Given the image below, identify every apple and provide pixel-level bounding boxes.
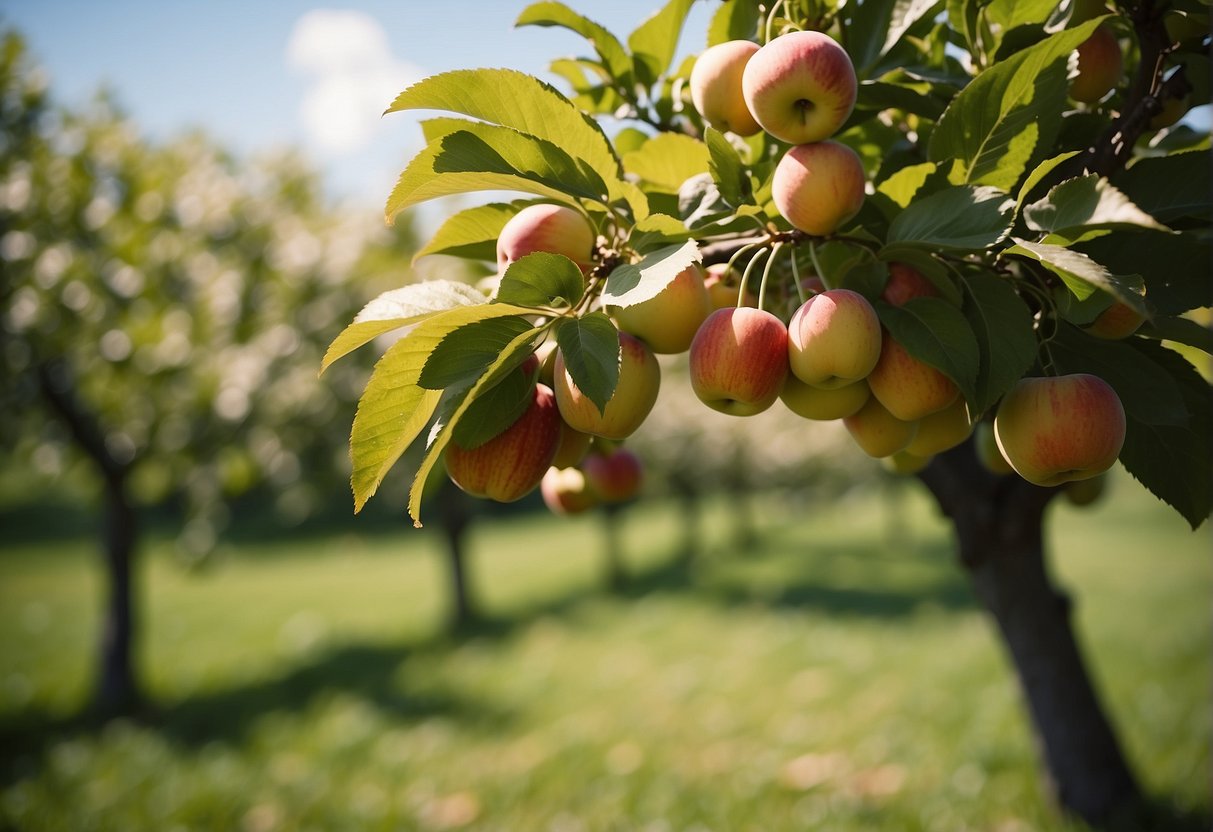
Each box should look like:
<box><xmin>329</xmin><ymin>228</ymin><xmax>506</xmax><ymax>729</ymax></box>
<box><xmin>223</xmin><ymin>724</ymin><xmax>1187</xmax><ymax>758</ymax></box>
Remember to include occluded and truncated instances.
<box><xmin>771</xmin><ymin>140</ymin><xmax>866</xmax><ymax>236</ymax></box>
<box><xmin>1084</xmin><ymin>300</ymin><xmax>1145</xmax><ymax>339</ymax></box>
<box><xmin>1149</xmin><ymin>94</ymin><xmax>1189</xmax><ymax>130</ymax></box>
<box><xmin>973</xmin><ymin>421</ymin><xmax>1015</xmax><ymax>476</ymax></box>
<box><xmin>787</xmin><ymin>289</ymin><xmax>882</xmax><ymax>389</ymax></box>
<box><xmin>535</xmin><ymin>341</ymin><xmax>559</xmax><ymax>386</ymax></box>
<box><xmin>582</xmin><ymin>447</ymin><xmax>644</xmax><ymax>503</ymax></box>
<box><xmin>881</xmin><ymin>262</ymin><xmax>939</xmax><ymax>306</ymax></box>
<box><xmin>1065</xmin><ymin>473</ymin><xmax>1108</xmax><ymax>507</ymax></box>
<box><xmin>555</xmin><ymin>331</ymin><xmax>661</xmax><ymax>440</ymax></box>
<box><xmin>689</xmin><ymin>40</ymin><xmax>763</xmax><ymax>136</ymax></box>
<box><xmin>843</xmin><ymin>395</ymin><xmax>919</xmax><ymax>458</ymax></box>
<box><xmin>611</xmin><ymin>263</ymin><xmax>713</xmax><ymax>354</ymax></box>
<box><xmin>703</xmin><ymin>263</ymin><xmax>759</xmax><ymax>310</ymax></box>
<box><xmin>741</xmin><ymin>30</ymin><xmax>857</xmax><ymax>145</ymax></box>
<box><xmin>541</xmin><ymin>466</ymin><xmax>598</xmax><ymax>515</ymax></box>
<box><xmin>1070</xmin><ymin>24</ymin><xmax>1123</xmax><ymax>104</ymax></box>
<box><xmin>550</xmin><ymin>419</ymin><xmax>593</xmax><ymax>469</ymax></box>
<box><xmin>905</xmin><ymin>397</ymin><xmax>973</xmax><ymax>457</ymax></box>
<box><xmin>993</xmin><ymin>374</ymin><xmax>1126</xmax><ymax>487</ymax></box>
<box><xmin>445</xmin><ymin>383</ymin><xmax>562</xmax><ymax>502</ymax></box>
<box><xmin>867</xmin><ymin>333</ymin><xmax>960</xmax><ymax>421</ymax></box>
<box><xmin>689</xmin><ymin>307</ymin><xmax>789</xmax><ymax>416</ymax></box>
<box><xmin>883</xmin><ymin>450</ymin><xmax>932</xmax><ymax>475</ymax></box>
<box><xmin>496</xmin><ymin>203</ymin><xmax>596</xmax><ymax>272</ymax></box>
<box><xmin>780</xmin><ymin>374</ymin><xmax>870</xmax><ymax>420</ymax></box>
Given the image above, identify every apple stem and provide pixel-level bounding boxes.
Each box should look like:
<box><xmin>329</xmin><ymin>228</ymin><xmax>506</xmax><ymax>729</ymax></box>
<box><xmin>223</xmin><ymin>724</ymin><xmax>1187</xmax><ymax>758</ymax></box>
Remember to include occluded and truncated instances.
<box><xmin>758</xmin><ymin>242</ymin><xmax>783</xmax><ymax>313</ymax></box>
<box><xmin>790</xmin><ymin>246</ymin><xmax>807</xmax><ymax>306</ymax></box>
<box><xmin>740</xmin><ymin>246</ymin><xmax>772</xmax><ymax>311</ymax></box>
<box><xmin>807</xmin><ymin>240</ymin><xmax>828</xmax><ymax>289</ymax></box>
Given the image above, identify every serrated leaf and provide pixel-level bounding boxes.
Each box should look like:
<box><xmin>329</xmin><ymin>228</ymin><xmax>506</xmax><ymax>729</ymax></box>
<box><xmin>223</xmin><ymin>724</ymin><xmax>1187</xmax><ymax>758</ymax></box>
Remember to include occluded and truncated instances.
<box><xmin>885</xmin><ymin>185</ymin><xmax>1014</xmax><ymax>252</ymax></box>
<box><xmin>435</xmin><ymin>128</ymin><xmax>609</xmax><ymax>201</ymax></box>
<box><xmin>419</xmin><ymin>316</ymin><xmax>537</xmax><ymax>390</ymax></box>
<box><xmin>628</xmin><ymin>0</ymin><xmax>695</xmax><ymax>86</ymax></box>
<box><xmin>877</xmin><ymin>161</ymin><xmax>939</xmax><ymax>209</ymax></box>
<box><xmin>961</xmin><ymin>273</ymin><xmax>1038</xmax><ymax>414</ymax></box>
<box><xmin>495</xmin><ymin>252</ymin><xmax>586</xmax><ymax>309</ymax></box>
<box><xmin>603</xmin><ymin>239</ymin><xmax>701</xmax><ymax>308</ymax></box>
<box><xmin>704</xmin><ymin>127</ymin><xmax>750</xmax><ymax>206</ymax></box>
<box><xmin>414</xmin><ymin>202</ymin><xmax>529</xmax><ymax>263</ymax></box>
<box><xmin>555</xmin><ymin>313</ymin><xmax>621</xmax><ymax>415</ymax></box>
<box><xmin>1076</xmin><ymin>230</ymin><xmax>1212</xmax><ymax>316</ymax></box>
<box><xmin>929</xmin><ymin>20</ymin><xmax>1103</xmax><ymax>191</ymax></box>
<box><xmin>622</xmin><ymin>132</ymin><xmax>710</xmax><ymax>192</ymax></box>
<box><xmin>1024</xmin><ymin>175</ymin><xmax>1170</xmax><ymax>238</ymax></box>
<box><xmin>1004</xmin><ymin>238</ymin><xmax>1149</xmax><ymax>317</ymax></box>
<box><xmin>878</xmin><ymin>297</ymin><xmax>981</xmax><ymax>404</ymax></box>
<box><xmin>450</xmin><ymin>366</ymin><xmax>536</xmax><ymax>450</ymax></box>
<box><xmin>321</xmin><ymin>280</ymin><xmax>487</xmax><ymax>374</ymax></box>
<box><xmin>1114</xmin><ymin>150</ymin><xmax>1213</xmax><ymax>224</ymax></box>
<box><xmin>707</xmin><ymin>0</ymin><xmax>760</xmax><ymax>45</ymax></box>
<box><xmin>517</xmin><ymin>2</ymin><xmax>634</xmax><ymax>86</ymax></box>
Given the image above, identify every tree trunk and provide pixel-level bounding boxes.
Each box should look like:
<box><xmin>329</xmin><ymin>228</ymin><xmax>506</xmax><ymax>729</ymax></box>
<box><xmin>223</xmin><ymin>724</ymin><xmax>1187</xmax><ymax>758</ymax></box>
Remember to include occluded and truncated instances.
<box><xmin>601</xmin><ymin>503</ymin><xmax>627</xmax><ymax>590</ymax></box>
<box><xmin>436</xmin><ymin>482</ymin><xmax>475</xmax><ymax>630</ymax></box>
<box><xmin>669</xmin><ymin>472</ymin><xmax>699</xmax><ymax>565</ymax></box>
<box><xmin>918</xmin><ymin>442</ymin><xmax>1140</xmax><ymax>825</ymax></box>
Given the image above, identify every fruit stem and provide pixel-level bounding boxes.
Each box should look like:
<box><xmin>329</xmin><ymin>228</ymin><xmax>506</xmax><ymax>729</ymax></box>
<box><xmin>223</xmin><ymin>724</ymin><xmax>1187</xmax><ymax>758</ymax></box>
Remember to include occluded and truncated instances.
<box><xmin>790</xmin><ymin>245</ymin><xmax>807</xmax><ymax>306</ymax></box>
<box><xmin>807</xmin><ymin>239</ymin><xmax>828</xmax><ymax>289</ymax></box>
<box><xmin>758</xmin><ymin>241</ymin><xmax>784</xmax><ymax>313</ymax></box>
<box><xmin>740</xmin><ymin>246</ymin><xmax>772</xmax><ymax>311</ymax></box>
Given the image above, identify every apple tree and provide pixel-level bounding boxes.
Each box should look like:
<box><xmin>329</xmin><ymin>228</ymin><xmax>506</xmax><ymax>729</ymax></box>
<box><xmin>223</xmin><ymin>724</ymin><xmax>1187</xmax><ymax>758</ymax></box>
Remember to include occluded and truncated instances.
<box><xmin>326</xmin><ymin>0</ymin><xmax>1211</xmax><ymax>823</ymax></box>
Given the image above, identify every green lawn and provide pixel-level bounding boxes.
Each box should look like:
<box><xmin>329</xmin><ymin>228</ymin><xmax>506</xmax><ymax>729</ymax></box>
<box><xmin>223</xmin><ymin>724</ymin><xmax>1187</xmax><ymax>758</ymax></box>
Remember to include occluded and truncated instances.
<box><xmin>0</xmin><ymin>476</ymin><xmax>1207</xmax><ymax>831</ymax></box>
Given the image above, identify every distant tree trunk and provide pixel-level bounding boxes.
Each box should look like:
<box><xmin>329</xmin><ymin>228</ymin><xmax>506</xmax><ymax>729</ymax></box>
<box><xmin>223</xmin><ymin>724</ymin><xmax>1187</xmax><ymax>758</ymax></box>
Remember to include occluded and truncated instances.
<box><xmin>601</xmin><ymin>503</ymin><xmax>627</xmax><ymax>590</ymax></box>
<box><xmin>669</xmin><ymin>471</ymin><xmax>699</xmax><ymax>564</ymax></box>
<box><xmin>37</xmin><ymin>361</ymin><xmax>141</xmax><ymax>716</ymax></box>
<box><xmin>919</xmin><ymin>443</ymin><xmax>1140</xmax><ymax>825</ymax></box>
<box><xmin>727</xmin><ymin>447</ymin><xmax>757</xmax><ymax>551</ymax></box>
<box><xmin>436</xmin><ymin>482</ymin><xmax>475</xmax><ymax>629</ymax></box>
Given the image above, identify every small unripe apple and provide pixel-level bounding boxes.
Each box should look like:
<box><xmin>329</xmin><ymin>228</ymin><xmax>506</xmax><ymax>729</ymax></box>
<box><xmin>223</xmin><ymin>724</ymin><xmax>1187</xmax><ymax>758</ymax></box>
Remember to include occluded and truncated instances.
<box><xmin>541</xmin><ymin>466</ymin><xmax>598</xmax><ymax>515</ymax></box>
<box><xmin>445</xmin><ymin>383</ymin><xmax>562</xmax><ymax>502</ymax></box>
<box><xmin>1070</xmin><ymin>24</ymin><xmax>1123</xmax><ymax>104</ymax></box>
<box><xmin>974</xmin><ymin>421</ymin><xmax>1016</xmax><ymax>476</ymax></box>
<box><xmin>1084</xmin><ymin>300</ymin><xmax>1145</xmax><ymax>339</ymax></box>
<box><xmin>781</xmin><ymin>375</ymin><xmax>870</xmax><ymax>420</ymax></box>
<box><xmin>611</xmin><ymin>264</ymin><xmax>713</xmax><ymax>354</ymax></box>
<box><xmin>689</xmin><ymin>40</ymin><xmax>763</xmax><ymax>136</ymax></box>
<box><xmin>772</xmin><ymin>141</ymin><xmax>866</xmax><ymax>236</ymax></box>
<box><xmin>867</xmin><ymin>333</ymin><xmax>959</xmax><ymax>422</ymax></box>
<box><xmin>1065</xmin><ymin>473</ymin><xmax>1108</xmax><ymax>507</ymax></box>
<box><xmin>787</xmin><ymin>289</ymin><xmax>882</xmax><ymax>389</ymax></box>
<box><xmin>582</xmin><ymin>447</ymin><xmax>643</xmax><ymax>503</ymax></box>
<box><xmin>905</xmin><ymin>397</ymin><xmax>973</xmax><ymax>457</ymax></box>
<box><xmin>555</xmin><ymin>331</ymin><xmax>661</xmax><ymax>440</ymax></box>
<box><xmin>741</xmin><ymin>30</ymin><xmax>858</xmax><ymax>145</ymax></box>
<box><xmin>689</xmin><ymin>307</ymin><xmax>790</xmax><ymax>416</ymax></box>
<box><xmin>703</xmin><ymin>263</ymin><xmax>758</xmax><ymax>310</ymax></box>
<box><xmin>497</xmin><ymin>204</ymin><xmax>596</xmax><ymax>272</ymax></box>
<box><xmin>843</xmin><ymin>395</ymin><xmax>919</xmax><ymax>458</ymax></box>
<box><xmin>881</xmin><ymin>262</ymin><xmax>939</xmax><ymax>306</ymax></box>
<box><xmin>994</xmin><ymin>374</ymin><xmax>1126</xmax><ymax>487</ymax></box>
<box><xmin>883</xmin><ymin>450</ymin><xmax>932</xmax><ymax>475</ymax></box>
<box><xmin>550</xmin><ymin>419</ymin><xmax>593</xmax><ymax>469</ymax></box>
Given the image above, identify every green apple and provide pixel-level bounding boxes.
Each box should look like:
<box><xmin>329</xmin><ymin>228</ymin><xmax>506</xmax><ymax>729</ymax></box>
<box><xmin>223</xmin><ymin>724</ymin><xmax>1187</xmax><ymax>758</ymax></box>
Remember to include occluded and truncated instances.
<box><xmin>771</xmin><ymin>140</ymin><xmax>866</xmax><ymax>236</ymax></box>
<box><xmin>974</xmin><ymin>421</ymin><xmax>1015</xmax><ymax>476</ymax></box>
<box><xmin>1070</xmin><ymin>24</ymin><xmax>1123</xmax><ymax>104</ymax></box>
<box><xmin>611</xmin><ymin>263</ymin><xmax>713</xmax><ymax>354</ymax></box>
<box><xmin>994</xmin><ymin>374</ymin><xmax>1126</xmax><ymax>486</ymax></box>
<box><xmin>741</xmin><ymin>30</ymin><xmax>857</xmax><ymax>145</ymax></box>
<box><xmin>780</xmin><ymin>374</ymin><xmax>869</xmax><ymax>420</ymax></box>
<box><xmin>905</xmin><ymin>397</ymin><xmax>973</xmax><ymax>457</ymax></box>
<box><xmin>541</xmin><ymin>466</ymin><xmax>598</xmax><ymax>515</ymax></box>
<box><xmin>843</xmin><ymin>395</ymin><xmax>919</xmax><ymax>458</ymax></box>
<box><xmin>555</xmin><ymin>331</ymin><xmax>661</xmax><ymax>440</ymax></box>
<box><xmin>867</xmin><ymin>333</ymin><xmax>960</xmax><ymax>421</ymax></box>
<box><xmin>497</xmin><ymin>203</ymin><xmax>596</xmax><ymax>272</ymax></box>
<box><xmin>689</xmin><ymin>307</ymin><xmax>789</xmax><ymax>416</ymax></box>
<box><xmin>582</xmin><ymin>447</ymin><xmax>644</xmax><ymax>503</ymax></box>
<box><xmin>1065</xmin><ymin>473</ymin><xmax>1108</xmax><ymax>507</ymax></box>
<box><xmin>550</xmin><ymin>419</ymin><xmax>593</xmax><ymax>469</ymax></box>
<box><xmin>883</xmin><ymin>450</ymin><xmax>932</xmax><ymax>475</ymax></box>
<box><xmin>787</xmin><ymin>288</ymin><xmax>881</xmax><ymax>389</ymax></box>
<box><xmin>689</xmin><ymin>40</ymin><xmax>762</xmax><ymax>136</ymax></box>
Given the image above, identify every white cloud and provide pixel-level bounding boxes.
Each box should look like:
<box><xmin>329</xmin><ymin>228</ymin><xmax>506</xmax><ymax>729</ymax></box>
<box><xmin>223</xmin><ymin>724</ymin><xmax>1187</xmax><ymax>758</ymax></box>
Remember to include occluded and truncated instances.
<box><xmin>286</xmin><ymin>9</ymin><xmax>422</xmax><ymax>156</ymax></box>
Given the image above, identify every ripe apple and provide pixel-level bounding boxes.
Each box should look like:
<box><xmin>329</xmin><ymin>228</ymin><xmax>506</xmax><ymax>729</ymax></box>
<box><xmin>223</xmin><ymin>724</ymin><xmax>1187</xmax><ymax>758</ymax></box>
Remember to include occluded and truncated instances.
<box><xmin>883</xmin><ymin>450</ymin><xmax>932</xmax><ymax>475</ymax></box>
<box><xmin>703</xmin><ymin>263</ymin><xmax>758</xmax><ymax>310</ymax></box>
<box><xmin>973</xmin><ymin>421</ymin><xmax>1015</xmax><ymax>476</ymax></box>
<box><xmin>741</xmin><ymin>30</ymin><xmax>857</xmax><ymax>145</ymax></box>
<box><xmin>1070</xmin><ymin>24</ymin><xmax>1123</xmax><ymax>104</ymax></box>
<box><xmin>993</xmin><ymin>374</ymin><xmax>1126</xmax><ymax>487</ymax></box>
<box><xmin>550</xmin><ymin>419</ymin><xmax>593</xmax><ymax>469</ymax></box>
<box><xmin>867</xmin><ymin>333</ymin><xmax>960</xmax><ymax>421</ymax></box>
<box><xmin>555</xmin><ymin>331</ymin><xmax>661</xmax><ymax>440</ymax></box>
<box><xmin>689</xmin><ymin>307</ymin><xmax>789</xmax><ymax>416</ymax></box>
<box><xmin>497</xmin><ymin>203</ymin><xmax>596</xmax><ymax>272</ymax></box>
<box><xmin>582</xmin><ymin>447</ymin><xmax>644</xmax><ymax>503</ymax></box>
<box><xmin>445</xmin><ymin>383</ymin><xmax>562</xmax><ymax>502</ymax></box>
<box><xmin>787</xmin><ymin>289</ymin><xmax>882</xmax><ymax>389</ymax></box>
<box><xmin>541</xmin><ymin>466</ymin><xmax>598</xmax><ymax>515</ymax></box>
<box><xmin>771</xmin><ymin>140</ymin><xmax>866</xmax><ymax>236</ymax></box>
<box><xmin>881</xmin><ymin>262</ymin><xmax>939</xmax><ymax>306</ymax></box>
<box><xmin>905</xmin><ymin>397</ymin><xmax>973</xmax><ymax>457</ymax></box>
<box><xmin>843</xmin><ymin>395</ymin><xmax>919</xmax><ymax>458</ymax></box>
<box><xmin>1065</xmin><ymin>473</ymin><xmax>1108</xmax><ymax>507</ymax></box>
<box><xmin>689</xmin><ymin>40</ymin><xmax>763</xmax><ymax>136</ymax></box>
<box><xmin>611</xmin><ymin>263</ymin><xmax>713</xmax><ymax>354</ymax></box>
<box><xmin>1083</xmin><ymin>300</ymin><xmax>1145</xmax><ymax>339</ymax></box>
<box><xmin>781</xmin><ymin>375</ymin><xmax>869</xmax><ymax>420</ymax></box>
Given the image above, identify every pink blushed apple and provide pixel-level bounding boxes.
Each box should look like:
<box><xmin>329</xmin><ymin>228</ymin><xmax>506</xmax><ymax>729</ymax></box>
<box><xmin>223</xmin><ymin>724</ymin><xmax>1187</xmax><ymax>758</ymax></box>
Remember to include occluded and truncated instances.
<box><xmin>555</xmin><ymin>331</ymin><xmax>661</xmax><ymax>440</ymax></box>
<box><xmin>771</xmin><ymin>141</ymin><xmax>866</xmax><ymax>236</ymax></box>
<box><xmin>787</xmin><ymin>288</ymin><xmax>882</xmax><ymax>389</ymax></box>
<box><xmin>497</xmin><ymin>204</ymin><xmax>596</xmax><ymax>272</ymax></box>
<box><xmin>611</xmin><ymin>264</ymin><xmax>713</xmax><ymax>354</ymax></box>
<box><xmin>689</xmin><ymin>307</ymin><xmax>789</xmax><ymax>416</ymax></box>
<box><xmin>867</xmin><ymin>333</ymin><xmax>960</xmax><ymax>422</ymax></box>
<box><xmin>582</xmin><ymin>447</ymin><xmax>644</xmax><ymax>503</ymax></box>
<box><xmin>741</xmin><ymin>30</ymin><xmax>857</xmax><ymax>145</ymax></box>
<box><xmin>690</xmin><ymin>40</ymin><xmax>762</xmax><ymax>136</ymax></box>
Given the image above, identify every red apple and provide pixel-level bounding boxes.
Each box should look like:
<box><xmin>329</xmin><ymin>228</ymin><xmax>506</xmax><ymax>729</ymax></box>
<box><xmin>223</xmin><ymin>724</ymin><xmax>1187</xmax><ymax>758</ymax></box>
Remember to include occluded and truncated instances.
<box><xmin>689</xmin><ymin>307</ymin><xmax>790</xmax><ymax>416</ymax></box>
<box><xmin>1070</xmin><ymin>24</ymin><xmax>1123</xmax><ymax>104</ymax></box>
<box><xmin>1083</xmin><ymin>300</ymin><xmax>1145</xmax><ymax>339</ymax></box>
<box><xmin>741</xmin><ymin>30</ymin><xmax>857</xmax><ymax>145</ymax></box>
<box><xmin>582</xmin><ymin>447</ymin><xmax>644</xmax><ymax>503</ymax></box>
<box><xmin>843</xmin><ymin>395</ymin><xmax>919</xmax><ymax>458</ymax></box>
<box><xmin>445</xmin><ymin>383</ymin><xmax>562</xmax><ymax>502</ymax></box>
<box><xmin>905</xmin><ymin>397</ymin><xmax>973</xmax><ymax>457</ymax></box>
<box><xmin>771</xmin><ymin>140</ymin><xmax>866</xmax><ymax>236</ymax></box>
<box><xmin>541</xmin><ymin>466</ymin><xmax>598</xmax><ymax>515</ymax></box>
<box><xmin>497</xmin><ymin>204</ymin><xmax>596</xmax><ymax>272</ymax></box>
<box><xmin>611</xmin><ymin>263</ymin><xmax>713</xmax><ymax>354</ymax></box>
<box><xmin>781</xmin><ymin>374</ymin><xmax>870</xmax><ymax>420</ymax></box>
<box><xmin>867</xmin><ymin>333</ymin><xmax>960</xmax><ymax>421</ymax></box>
<box><xmin>689</xmin><ymin>40</ymin><xmax>762</xmax><ymax>136</ymax></box>
<box><xmin>703</xmin><ymin>263</ymin><xmax>758</xmax><ymax>310</ymax></box>
<box><xmin>554</xmin><ymin>331</ymin><xmax>661</xmax><ymax>440</ymax></box>
<box><xmin>993</xmin><ymin>374</ymin><xmax>1126</xmax><ymax>487</ymax></box>
<box><xmin>787</xmin><ymin>289</ymin><xmax>882</xmax><ymax>389</ymax></box>
<box><xmin>881</xmin><ymin>262</ymin><xmax>939</xmax><ymax>306</ymax></box>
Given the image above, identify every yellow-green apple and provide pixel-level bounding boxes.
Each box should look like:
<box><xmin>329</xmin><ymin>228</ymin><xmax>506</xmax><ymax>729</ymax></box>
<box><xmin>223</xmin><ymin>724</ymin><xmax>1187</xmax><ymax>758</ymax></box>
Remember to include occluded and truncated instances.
<box><xmin>555</xmin><ymin>331</ymin><xmax>661</xmax><ymax>440</ymax></box>
<box><xmin>541</xmin><ymin>466</ymin><xmax>598</xmax><ymax>515</ymax></box>
<box><xmin>445</xmin><ymin>383</ymin><xmax>562</xmax><ymax>501</ymax></box>
<box><xmin>689</xmin><ymin>40</ymin><xmax>762</xmax><ymax>136</ymax></box>
<box><xmin>883</xmin><ymin>449</ymin><xmax>932</xmax><ymax>475</ymax></box>
<box><xmin>535</xmin><ymin>341</ymin><xmax>559</xmax><ymax>386</ymax></box>
<box><xmin>973</xmin><ymin>421</ymin><xmax>1015</xmax><ymax>475</ymax></box>
<box><xmin>703</xmin><ymin>263</ymin><xmax>758</xmax><ymax>310</ymax></box>
<box><xmin>741</xmin><ymin>30</ymin><xmax>857</xmax><ymax>144</ymax></box>
<box><xmin>497</xmin><ymin>204</ymin><xmax>596</xmax><ymax>272</ymax></box>
<box><xmin>1149</xmin><ymin>94</ymin><xmax>1189</xmax><ymax>130</ymax></box>
<box><xmin>1065</xmin><ymin>473</ymin><xmax>1108</xmax><ymax>507</ymax></box>
<box><xmin>993</xmin><ymin>374</ymin><xmax>1126</xmax><ymax>486</ymax></box>
<box><xmin>1070</xmin><ymin>24</ymin><xmax>1123</xmax><ymax>103</ymax></box>
<box><xmin>689</xmin><ymin>307</ymin><xmax>789</xmax><ymax>416</ymax></box>
<box><xmin>905</xmin><ymin>397</ymin><xmax>973</xmax><ymax>457</ymax></box>
<box><xmin>881</xmin><ymin>262</ymin><xmax>939</xmax><ymax>306</ymax></box>
<box><xmin>843</xmin><ymin>395</ymin><xmax>919</xmax><ymax>458</ymax></box>
<box><xmin>771</xmin><ymin>141</ymin><xmax>866</xmax><ymax>235</ymax></box>
<box><xmin>780</xmin><ymin>375</ymin><xmax>870</xmax><ymax>420</ymax></box>
<box><xmin>550</xmin><ymin>419</ymin><xmax>593</xmax><ymax>469</ymax></box>
<box><xmin>787</xmin><ymin>288</ymin><xmax>881</xmax><ymax>389</ymax></box>
<box><xmin>1083</xmin><ymin>299</ymin><xmax>1145</xmax><ymax>339</ymax></box>
<box><xmin>582</xmin><ymin>447</ymin><xmax>644</xmax><ymax>503</ymax></box>
<box><xmin>611</xmin><ymin>263</ymin><xmax>713</xmax><ymax>354</ymax></box>
<box><xmin>867</xmin><ymin>333</ymin><xmax>960</xmax><ymax>421</ymax></box>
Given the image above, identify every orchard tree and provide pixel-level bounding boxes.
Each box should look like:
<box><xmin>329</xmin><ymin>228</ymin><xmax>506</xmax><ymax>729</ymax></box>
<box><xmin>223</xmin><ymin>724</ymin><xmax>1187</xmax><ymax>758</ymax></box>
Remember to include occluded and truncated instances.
<box><xmin>325</xmin><ymin>0</ymin><xmax>1211</xmax><ymax>824</ymax></box>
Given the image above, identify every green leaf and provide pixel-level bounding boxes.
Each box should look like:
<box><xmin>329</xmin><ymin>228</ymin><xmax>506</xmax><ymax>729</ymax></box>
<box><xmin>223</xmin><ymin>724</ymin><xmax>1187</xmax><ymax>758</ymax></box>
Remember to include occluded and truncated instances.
<box><xmin>414</xmin><ymin>202</ymin><xmax>528</xmax><ymax>263</ymax></box>
<box><xmin>708</xmin><ymin>0</ymin><xmax>760</xmax><ymax>46</ymax></box>
<box><xmin>1004</xmin><ymin>238</ymin><xmax>1149</xmax><ymax>317</ymax></box>
<box><xmin>434</xmin><ymin>128</ymin><xmax>609</xmax><ymax>201</ymax></box>
<box><xmin>844</xmin><ymin>0</ymin><xmax>944</xmax><ymax>75</ymax></box>
<box><xmin>877</xmin><ymin>161</ymin><xmax>941</xmax><ymax>209</ymax></box>
<box><xmin>555</xmin><ymin>313</ymin><xmax>621</xmax><ymax>415</ymax></box>
<box><xmin>885</xmin><ymin>185</ymin><xmax>1014</xmax><ymax>252</ymax></box>
<box><xmin>321</xmin><ymin>280</ymin><xmax>487</xmax><ymax>374</ymax></box>
<box><xmin>855</xmin><ymin>80</ymin><xmax>948</xmax><ymax>120</ymax></box>
<box><xmin>1076</xmin><ymin>230</ymin><xmax>1212</xmax><ymax>316</ymax></box>
<box><xmin>946</xmin><ymin>0</ymin><xmax>982</xmax><ymax>61</ymax></box>
<box><xmin>961</xmin><ymin>272</ymin><xmax>1038</xmax><ymax>414</ymax></box>
<box><xmin>878</xmin><ymin>297</ymin><xmax>981</xmax><ymax>405</ymax></box>
<box><xmin>628</xmin><ymin>0</ymin><xmax>696</xmax><ymax>86</ymax></box>
<box><xmin>602</xmin><ymin>239</ymin><xmax>701</xmax><ymax>308</ymax></box>
<box><xmin>628</xmin><ymin>213</ymin><xmax>694</xmax><ymax>252</ymax></box>
<box><xmin>450</xmin><ymin>365</ymin><xmax>537</xmax><ymax>450</ymax></box>
<box><xmin>1114</xmin><ymin>150</ymin><xmax>1212</xmax><ymax>224</ymax></box>
<box><xmin>1016</xmin><ymin>150</ymin><xmax>1082</xmax><ymax>214</ymax></box>
<box><xmin>622</xmin><ymin>132</ymin><xmax>710</xmax><ymax>192</ymax></box>
<box><xmin>495</xmin><ymin>252</ymin><xmax>586</xmax><ymax>309</ymax></box>
<box><xmin>929</xmin><ymin>20</ymin><xmax>1103</xmax><ymax>191</ymax></box>
<box><xmin>419</xmin><ymin>316</ymin><xmax>537</xmax><ymax>390</ymax></box>
<box><xmin>704</xmin><ymin>127</ymin><xmax>751</xmax><ymax>206</ymax></box>
<box><xmin>517</xmin><ymin>2</ymin><xmax>634</xmax><ymax>87</ymax></box>
<box><xmin>1023</xmin><ymin>175</ymin><xmax>1170</xmax><ymax>239</ymax></box>
<box><xmin>1138</xmin><ymin>315</ymin><xmax>1213</xmax><ymax>355</ymax></box>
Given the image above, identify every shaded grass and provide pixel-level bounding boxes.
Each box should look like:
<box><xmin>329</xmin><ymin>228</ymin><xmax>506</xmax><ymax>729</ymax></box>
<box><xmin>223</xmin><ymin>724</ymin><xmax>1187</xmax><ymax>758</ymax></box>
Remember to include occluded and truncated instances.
<box><xmin>0</xmin><ymin>475</ymin><xmax>1207</xmax><ymax>831</ymax></box>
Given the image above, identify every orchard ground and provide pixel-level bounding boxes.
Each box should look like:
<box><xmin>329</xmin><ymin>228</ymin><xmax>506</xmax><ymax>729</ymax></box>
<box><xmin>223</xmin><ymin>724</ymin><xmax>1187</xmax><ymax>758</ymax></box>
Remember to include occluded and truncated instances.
<box><xmin>0</xmin><ymin>475</ymin><xmax>1207</xmax><ymax>831</ymax></box>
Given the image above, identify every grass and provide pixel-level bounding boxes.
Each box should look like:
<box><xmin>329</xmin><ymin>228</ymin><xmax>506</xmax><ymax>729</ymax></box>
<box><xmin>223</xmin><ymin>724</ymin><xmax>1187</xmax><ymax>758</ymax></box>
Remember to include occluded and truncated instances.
<box><xmin>0</xmin><ymin>474</ymin><xmax>1207</xmax><ymax>831</ymax></box>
